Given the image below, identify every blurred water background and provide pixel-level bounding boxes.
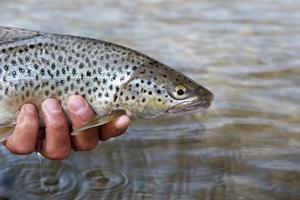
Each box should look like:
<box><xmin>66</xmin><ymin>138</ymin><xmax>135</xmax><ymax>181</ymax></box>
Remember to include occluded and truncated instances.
<box><xmin>0</xmin><ymin>0</ymin><xmax>299</xmax><ymax>199</ymax></box>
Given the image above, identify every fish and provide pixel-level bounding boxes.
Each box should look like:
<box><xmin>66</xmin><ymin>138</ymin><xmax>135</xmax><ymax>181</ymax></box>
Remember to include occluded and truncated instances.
<box><xmin>0</xmin><ymin>26</ymin><xmax>213</xmax><ymax>140</ymax></box>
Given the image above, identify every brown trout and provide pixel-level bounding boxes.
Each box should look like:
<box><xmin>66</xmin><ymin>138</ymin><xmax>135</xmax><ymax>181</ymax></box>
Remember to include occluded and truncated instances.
<box><xmin>0</xmin><ymin>26</ymin><xmax>213</xmax><ymax>140</ymax></box>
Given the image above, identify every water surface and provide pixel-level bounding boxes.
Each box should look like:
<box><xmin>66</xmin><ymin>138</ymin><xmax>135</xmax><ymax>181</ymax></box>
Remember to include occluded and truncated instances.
<box><xmin>0</xmin><ymin>0</ymin><xmax>299</xmax><ymax>199</ymax></box>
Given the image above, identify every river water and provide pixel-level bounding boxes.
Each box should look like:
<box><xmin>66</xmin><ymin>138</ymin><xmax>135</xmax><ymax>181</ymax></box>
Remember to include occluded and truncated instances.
<box><xmin>0</xmin><ymin>0</ymin><xmax>299</xmax><ymax>199</ymax></box>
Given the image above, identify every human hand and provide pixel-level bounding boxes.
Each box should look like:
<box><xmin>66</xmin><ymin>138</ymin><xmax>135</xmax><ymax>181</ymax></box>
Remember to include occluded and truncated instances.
<box><xmin>3</xmin><ymin>95</ymin><xmax>130</xmax><ymax>160</ymax></box>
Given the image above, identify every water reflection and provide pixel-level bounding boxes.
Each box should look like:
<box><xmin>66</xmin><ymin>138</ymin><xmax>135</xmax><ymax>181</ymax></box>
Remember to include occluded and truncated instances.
<box><xmin>0</xmin><ymin>0</ymin><xmax>300</xmax><ymax>199</ymax></box>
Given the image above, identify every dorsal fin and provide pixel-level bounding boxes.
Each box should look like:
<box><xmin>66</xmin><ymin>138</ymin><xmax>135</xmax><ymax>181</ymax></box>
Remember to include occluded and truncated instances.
<box><xmin>0</xmin><ymin>26</ymin><xmax>43</xmax><ymax>44</ymax></box>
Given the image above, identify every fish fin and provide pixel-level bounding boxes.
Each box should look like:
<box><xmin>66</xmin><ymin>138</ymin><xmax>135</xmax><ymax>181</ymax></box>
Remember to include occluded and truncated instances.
<box><xmin>0</xmin><ymin>124</ymin><xmax>15</xmax><ymax>142</ymax></box>
<box><xmin>71</xmin><ymin>109</ymin><xmax>127</xmax><ymax>135</ymax></box>
<box><xmin>0</xmin><ymin>26</ymin><xmax>42</xmax><ymax>44</ymax></box>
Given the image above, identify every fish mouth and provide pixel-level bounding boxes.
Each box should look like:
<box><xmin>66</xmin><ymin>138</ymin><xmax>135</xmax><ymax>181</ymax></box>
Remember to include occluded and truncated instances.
<box><xmin>167</xmin><ymin>97</ymin><xmax>212</xmax><ymax>114</ymax></box>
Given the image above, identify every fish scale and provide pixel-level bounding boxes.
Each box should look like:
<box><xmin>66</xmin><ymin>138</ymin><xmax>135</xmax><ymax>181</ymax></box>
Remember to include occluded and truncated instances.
<box><xmin>0</xmin><ymin>26</ymin><xmax>213</xmax><ymax>140</ymax></box>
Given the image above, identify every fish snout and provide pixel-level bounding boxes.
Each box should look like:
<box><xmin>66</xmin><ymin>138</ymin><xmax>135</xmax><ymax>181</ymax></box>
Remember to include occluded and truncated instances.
<box><xmin>198</xmin><ymin>87</ymin><xmax>214</xmax><ymax>107</ymax></box>
<box><xmin>198</xmin><ymin>87</ymin><xmax>214</xmax><ymax>103</ymax></box>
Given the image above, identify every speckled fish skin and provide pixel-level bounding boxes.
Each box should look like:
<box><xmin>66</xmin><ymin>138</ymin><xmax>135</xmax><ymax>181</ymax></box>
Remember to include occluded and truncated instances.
<box><xmin>0</xmin><ymin>27</ymin><xmax>213</xmax><ymax>137</ymax></box>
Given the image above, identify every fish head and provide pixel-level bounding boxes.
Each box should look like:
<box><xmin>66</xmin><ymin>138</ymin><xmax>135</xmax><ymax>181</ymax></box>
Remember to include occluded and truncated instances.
<box><xmin>119</xmin><ymin>63</ymin><xmax>214</xmax><ymax>119</ymax></box>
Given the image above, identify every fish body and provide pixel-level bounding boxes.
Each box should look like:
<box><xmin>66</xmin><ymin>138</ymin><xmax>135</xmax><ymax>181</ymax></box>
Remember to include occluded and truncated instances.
<box><xmin>0</xmin><ymin>27</ymin><xmax>213</xmax><ymax>139</ymax></box>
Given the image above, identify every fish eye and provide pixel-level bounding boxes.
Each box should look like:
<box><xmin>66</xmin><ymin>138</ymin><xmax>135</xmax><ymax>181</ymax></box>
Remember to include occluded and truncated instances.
<box><xmin>171</xmin><ymin>85</ymin><xmax>188</xmax><ymax>99</ymax></box>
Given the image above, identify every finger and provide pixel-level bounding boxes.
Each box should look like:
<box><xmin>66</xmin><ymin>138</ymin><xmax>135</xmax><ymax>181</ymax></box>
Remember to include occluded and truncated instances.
<box><xmin>5</xmin><ymin>104</ymin><xmax>39</xmax><ymax>155</ymax></box>
<box><xmin>40</xmin><ymin>98</ymin><xmax>71</xmax><ymax>160</ymax></box>
<box><xmin>67</xmin><ymin>95</ymin><xmax>99</xmax><ymax>151</ymax></box>
<box><xmin>99</xmin><ymin>115</ymin><xmax>130</xmax><ymax>141</ymax></box>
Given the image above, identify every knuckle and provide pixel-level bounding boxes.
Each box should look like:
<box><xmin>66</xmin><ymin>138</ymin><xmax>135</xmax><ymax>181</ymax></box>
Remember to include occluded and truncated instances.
<box><xmin>7</xmin><ymin>143</ymin><xmax>35</xmax><ymax>155</ymax></box>
<box><xmin>48</xmin><ymin>120</ymin><xmax>68</xmax><ymax>131</ymax></box>
<box><xmin>74</xmin><ymin>140</ymin><xmax>98</xmax><ymax>151</ymax></box>
<box><xmin>43</xmin><ymin>147</ymin><xmax>70</xmax><ymax>160</ymax></box>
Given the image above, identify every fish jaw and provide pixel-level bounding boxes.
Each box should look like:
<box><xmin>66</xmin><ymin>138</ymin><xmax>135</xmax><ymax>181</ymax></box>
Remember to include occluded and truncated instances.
<box><xmin>166</xmin><ymin>92</ymin><xmax>214</xmax><ymax>114</ymax></box>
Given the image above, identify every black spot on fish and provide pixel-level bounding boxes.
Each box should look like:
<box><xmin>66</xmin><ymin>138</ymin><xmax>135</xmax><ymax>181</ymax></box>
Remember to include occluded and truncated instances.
<box><xmin>142</xmin><ymin>98</ymin><xmax>146</xmax><ymax>102</ymax></box>
<box><xmin>105</xmin><ymin>92</ymin><xmax>109</xmax><ymax>97</ymax></box>
<box><xmin>86</xmin><ymin>71</ymin><xmax>92</xmax><ymax>77</ymax></box>
<box><xmin>12</xmin><ymin>71</ymin><xmax>16</xmax><ymax>78</ymax></box>
<box><xmin>79</xmin><ymin>63</ymin><xmax>84</xmax><ymax>69</ymax></box>
<box><xmin>19</xmin><ymin>67</ymin><xmax>25</xmax><ymax>73</ymax></box>
<box><xmin>58</xmin><ymin>55</ymin><xmax>63</xmax><ymax>62</ymax></box>
<box><xmin>11</xmin><ymin>60</ymin><xmax>17</xmax><ymax>65</ymax></box>
<box><xmin>18</xmin><ymin>57</ymin><xmax>23</xmax><ymax>65</ymax></box>
<box><xmin>45</xmin><ymin>90</ymin><xmax>49</xmax><ymax>96</ymax></box>
<box><xmin>4</xmin><ymin>65</ymin><xmax>9</xmax><ymax>71</ymax></box>
<box><xmin>148</xmin><ymin>91</ymin><xmax>152</xmax><ymax>95</ymax></box>
<box><xmin>51</xmin><ymin>63</ymin><xmax>56</xmax><ymax>70</ymax></box>
<box><xmin>34</xmin><ymin>85</ymin><xmax>40</xmax><ymax>91</ymax></box>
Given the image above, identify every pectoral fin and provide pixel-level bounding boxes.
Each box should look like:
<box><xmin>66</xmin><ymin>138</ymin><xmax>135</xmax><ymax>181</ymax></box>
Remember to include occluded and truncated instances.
<box><xmin>71</xmin><ymin>109</ymin><xmax>127</xmax><ymax>135</ymax></box>
<box><xmin>0</xmin><ymin>124</ymin><xmax>16</xmax><ymax>142</ymax></box>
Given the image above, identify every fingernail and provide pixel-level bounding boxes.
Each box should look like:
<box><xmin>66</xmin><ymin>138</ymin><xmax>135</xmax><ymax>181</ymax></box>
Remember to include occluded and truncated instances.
<box><xmin>70</xmin><ymin>97</ymin><xmax>86</xmax><ymax>113</ymax></box>
<box><xmin>23</xmin><ymin>104</ymin><xmax>36</xmax><ymax>115</ymax></box>
<box><xmin>115</xmin><ymin>116</ymin><xmax>130</xmax><ymax>132</ymax></box>
<box><xmin>44</xmin><ymin>100</ymin><xmax>61</xmax><ymax>114</ymax></box>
